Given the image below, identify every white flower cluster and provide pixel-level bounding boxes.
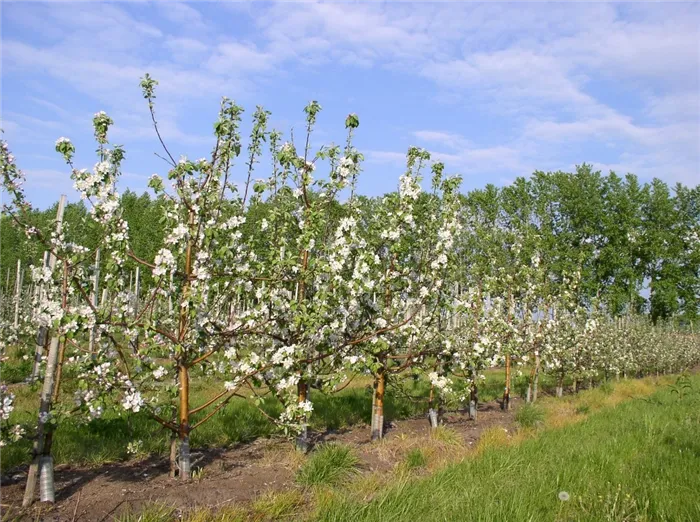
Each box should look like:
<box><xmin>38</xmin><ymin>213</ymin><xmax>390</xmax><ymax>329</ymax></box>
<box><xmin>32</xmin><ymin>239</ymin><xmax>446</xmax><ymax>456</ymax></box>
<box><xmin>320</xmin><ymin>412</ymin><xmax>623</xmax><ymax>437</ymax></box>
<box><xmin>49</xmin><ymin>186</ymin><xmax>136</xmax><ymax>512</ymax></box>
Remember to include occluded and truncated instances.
<box><xmin>153</xmin><ymin>248</ymin><xmax>176</xmax><ymax>277</ymax></box>
<box><xmin>399</xmin><ymin>173</ymin><xmax>421</xmax><ymax>200</ymax></box>
<box><xmin>122</xmin><ymin>390</ymin><xmax>144</xmax><ymax>412</ymax></box>
<box><xmin>428</xmin><ymin>371</ymin><xmax>452</xmax><ymax>392</ymax></box>
<box><xmin>1</xmin><ymin>388</ymin><xmax>15</xmax><ymax>420</ymax></box>
<box><xmin>337</xmin><ymin>156</ymin><xmax>354</xmax><ymax>181</ymax></box>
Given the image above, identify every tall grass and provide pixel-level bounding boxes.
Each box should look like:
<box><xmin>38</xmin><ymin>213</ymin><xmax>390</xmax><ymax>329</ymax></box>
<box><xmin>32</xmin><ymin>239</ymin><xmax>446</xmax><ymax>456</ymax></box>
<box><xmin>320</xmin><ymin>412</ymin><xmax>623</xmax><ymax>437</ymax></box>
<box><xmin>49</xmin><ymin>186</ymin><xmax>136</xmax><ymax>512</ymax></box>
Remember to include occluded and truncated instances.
<box><xmin>296</xmin><ymin>443</ymin><xmax>360</xmax><ymax>488</ymax></box>
<box><xmin>515</xmin><ymin>403</ymin><xmax>545</xmax><ymax>428</ymax></box>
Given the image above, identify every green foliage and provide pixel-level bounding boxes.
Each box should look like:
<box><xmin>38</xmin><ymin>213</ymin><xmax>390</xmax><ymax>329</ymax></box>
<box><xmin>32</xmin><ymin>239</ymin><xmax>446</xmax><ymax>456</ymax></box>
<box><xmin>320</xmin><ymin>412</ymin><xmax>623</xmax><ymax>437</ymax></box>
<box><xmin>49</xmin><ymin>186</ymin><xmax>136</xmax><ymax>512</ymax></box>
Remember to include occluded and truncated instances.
<box><xmin>458</xmin><ymin>167</ymin><xmax>699</xmax><ymax>323</ymax></box>
<box><xmin>668</xmin><ymin>373</ymin><xmax>694</xmax><ymax>401</ymax></box>
<box><xmin>0</xmin><ymin>356</ymin><xmax>31</xmax><ymax>384</ymax></box>
<box><xmin>0</xmin><ymin>189</ymin><xmax>165</xmax><ymax>299</ymax></box>
<box><xmin>296</xmin><ymin>443</ymin><xmax>359</xmax><ymax>488</ymax></box>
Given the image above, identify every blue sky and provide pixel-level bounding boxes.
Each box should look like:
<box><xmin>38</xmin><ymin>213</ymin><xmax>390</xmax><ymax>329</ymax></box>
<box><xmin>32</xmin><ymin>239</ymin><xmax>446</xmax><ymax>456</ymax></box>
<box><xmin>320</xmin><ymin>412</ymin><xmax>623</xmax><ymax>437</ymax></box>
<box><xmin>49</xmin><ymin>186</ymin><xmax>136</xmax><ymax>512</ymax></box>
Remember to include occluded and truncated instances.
<box><xmin>1</xmin><ymin>1</ymin><xmax>699</xmax><ymax>209</ymax></box>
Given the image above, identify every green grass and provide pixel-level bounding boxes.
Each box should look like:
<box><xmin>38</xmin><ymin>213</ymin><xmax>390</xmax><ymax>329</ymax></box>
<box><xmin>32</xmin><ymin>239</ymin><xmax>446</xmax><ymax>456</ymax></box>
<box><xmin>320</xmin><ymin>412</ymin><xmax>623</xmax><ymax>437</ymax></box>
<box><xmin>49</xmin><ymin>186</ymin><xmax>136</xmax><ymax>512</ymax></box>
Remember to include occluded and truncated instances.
<box><xmin>515</xmin><ymin>402</ymin><xmax>545</xmax><ymax>428</ymax></box>
<box><xmin>113</xmin><ymin>502</ymin><xmax>175</xmax><ymax>522</ymax></box>
<box><xmin>403</xmin><ymin>448</ymin><xmax>428</xmax><ymax>470</ymax></box>
<box><xmin>575</xmin><ymin>403</ymin><xmax>591</xmax><ymax>415</ymax></box>
<box><xmin>315</xmin><ymin>375</ymin><xmax>700</xmax><ymax>522</ymax></box>
<box><xmin>251</xmin><ymin>490</ymin><xmax>305</xmax><ymax>520</ymax></box>
<box><xmin>1</xmin><ymin>356</ymin><xmax>32</xmax><ymax>384</ymax></box>
<box><xmin>296</xmin><ymin>443</ymin><xmax>360</xmax><ymax>488</ymax></box>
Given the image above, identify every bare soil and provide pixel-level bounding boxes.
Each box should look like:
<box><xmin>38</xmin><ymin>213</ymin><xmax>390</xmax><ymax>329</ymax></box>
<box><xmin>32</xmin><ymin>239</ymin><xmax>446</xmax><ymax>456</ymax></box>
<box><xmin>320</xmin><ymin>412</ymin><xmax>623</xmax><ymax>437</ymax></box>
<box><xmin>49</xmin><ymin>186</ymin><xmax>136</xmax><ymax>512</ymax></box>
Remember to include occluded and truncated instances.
<box><xmin>1</xmin><ymin>399</ymin><xmax>518</xmax><ymax>521</ymax></box>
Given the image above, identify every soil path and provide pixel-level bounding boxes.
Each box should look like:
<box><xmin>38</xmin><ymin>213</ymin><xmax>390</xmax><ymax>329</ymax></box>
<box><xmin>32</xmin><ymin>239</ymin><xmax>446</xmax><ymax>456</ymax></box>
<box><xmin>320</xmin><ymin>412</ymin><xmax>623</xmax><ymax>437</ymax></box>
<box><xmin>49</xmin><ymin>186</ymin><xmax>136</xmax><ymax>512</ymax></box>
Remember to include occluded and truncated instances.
<box><xmin>1</xmin><ymin>399</ymin><xmax>518</xmax><ymax>521</ymax></box>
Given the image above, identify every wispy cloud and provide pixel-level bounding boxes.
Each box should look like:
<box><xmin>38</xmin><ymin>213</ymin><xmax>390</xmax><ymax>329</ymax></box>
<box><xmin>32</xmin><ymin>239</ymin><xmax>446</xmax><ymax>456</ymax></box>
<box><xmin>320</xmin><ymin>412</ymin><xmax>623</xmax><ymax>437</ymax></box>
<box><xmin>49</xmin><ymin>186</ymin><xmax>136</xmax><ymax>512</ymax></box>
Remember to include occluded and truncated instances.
<box><xmin>2</xmin><ymin>1</ymin><xmax>698</xmax><ymax>209</ymax></box>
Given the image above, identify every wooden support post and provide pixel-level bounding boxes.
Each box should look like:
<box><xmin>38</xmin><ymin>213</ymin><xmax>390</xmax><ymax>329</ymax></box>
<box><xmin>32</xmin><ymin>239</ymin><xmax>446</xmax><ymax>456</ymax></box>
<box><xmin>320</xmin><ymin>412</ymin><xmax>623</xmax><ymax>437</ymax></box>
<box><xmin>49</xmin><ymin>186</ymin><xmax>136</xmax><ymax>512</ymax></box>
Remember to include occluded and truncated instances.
<box><xmin>23</xmin><ymin>194</ymin><xmax>66</xmax><ymax>507</ymax></box>
<box><xmin>88</xmin><ymin>249</ymin><xmax>101</xmax><ymax>358</ymax></box>
<box><xmin>13</xmin><ymin>258</ymin><xmax>21</xmax><ymax>328</ymax></box>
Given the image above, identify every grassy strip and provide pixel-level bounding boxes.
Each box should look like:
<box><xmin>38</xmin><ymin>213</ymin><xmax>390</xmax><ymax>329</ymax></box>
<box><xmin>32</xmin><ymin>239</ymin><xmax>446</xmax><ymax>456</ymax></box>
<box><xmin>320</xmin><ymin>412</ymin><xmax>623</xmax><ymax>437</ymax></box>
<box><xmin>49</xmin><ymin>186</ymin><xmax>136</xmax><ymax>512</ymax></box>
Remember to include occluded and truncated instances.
<box><xmin>313</xmin><ymin>374</ymin><xmax>700</xmax><ymax>522</ymax></box>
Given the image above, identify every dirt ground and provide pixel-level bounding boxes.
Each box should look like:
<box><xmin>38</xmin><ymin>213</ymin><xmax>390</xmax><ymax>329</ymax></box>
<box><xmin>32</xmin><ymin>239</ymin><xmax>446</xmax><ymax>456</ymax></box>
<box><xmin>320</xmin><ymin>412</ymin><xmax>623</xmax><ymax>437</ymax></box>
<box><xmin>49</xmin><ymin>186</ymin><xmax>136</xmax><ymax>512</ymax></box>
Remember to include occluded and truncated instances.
<box><xmin>1</xmin><ymin>399</ymin><xmax>518</xmax><ymax>521</ymax></box>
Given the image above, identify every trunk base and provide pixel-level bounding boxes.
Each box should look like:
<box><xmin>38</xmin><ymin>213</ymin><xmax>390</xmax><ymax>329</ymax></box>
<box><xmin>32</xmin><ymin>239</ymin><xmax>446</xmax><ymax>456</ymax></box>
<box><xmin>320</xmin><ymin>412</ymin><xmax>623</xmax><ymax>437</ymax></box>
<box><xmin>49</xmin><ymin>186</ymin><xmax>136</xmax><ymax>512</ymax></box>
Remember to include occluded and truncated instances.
<box><xmin>502</xmin><ymin>394</ymin><xmax>511</xmax><ymax>411</ymax></box>
<box><xmin>370</xmin><ymin>370</ymin><xmax>386</xmax><ymax>441</ymax></box>
<box><xmin>169</xmin><ymin>437</ymin><xmax>178</xmax><ymax>478</ymax></box>
<box><xmin>428</xmin><ymin>408</ymin><xmax>438</xmax><ymax>428</ymax></box>
<box><xmin>370</xmin><ymin>412</ymin><xmax>384</xmax><ymax>441</ymax></box>
<box><xmin>296</xmin><ymin>426</ymin><xmax>309</xmax><ymax>453</ymax></box>
<box><xmin>39</xmin><ymin>455</ymin><xmax>55</xmax><ymax>503</ymax></box>
<box><xmin>179</xmin><ymin>438</ymin><xmax>191</xmax><ymax>481</ymax></box>
<box><xmin>469</xmin><ymin>400</ymin><xmax>477</xmax><ymax>421</ymax></box>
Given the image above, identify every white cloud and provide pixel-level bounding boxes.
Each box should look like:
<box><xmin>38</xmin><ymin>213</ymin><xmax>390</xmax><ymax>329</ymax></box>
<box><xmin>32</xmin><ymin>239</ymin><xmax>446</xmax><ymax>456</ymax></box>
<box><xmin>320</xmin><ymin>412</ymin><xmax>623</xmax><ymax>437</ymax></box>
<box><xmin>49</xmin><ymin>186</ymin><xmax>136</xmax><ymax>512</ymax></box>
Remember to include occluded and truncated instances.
<box><xmin>375</xmin><ymin>129</ymin><xmax>530</xmax><ymax>179</ymax></box>
<box><xmin>25</xmin><ymin>97</ymin><xmax>73</xmax><ymax>120</ymax></box>
<box><xmin>523</xmin><ymin>115</ymin><xmax>653</xmax><ymax>145</ymax></box>
<box><xmin>165</xmin><ymin>37</ymin><xmax>209</xmax><ymax>56</ymax></box>
<box><xmin>365</xmin><ymin>150</ymin><xmax>407</xmax><ymax>166</ymax></box>
<box><xmin>412</xmin><ymin>131</ymin><xmax>472</xmax><ymax>151</ymax></box>
<box><xmin>645</xmin><ymin>91</ymin><xmax>700</xmax><ymax>124</ymax></box>
<box><xmin>3</xmin><ymin>0</ymin><xmax>698</xmax><ymax>197</ymax></box>
<box><xmin>205</xmin><ymin>42</ymin><xmax>277</xmax><ymax>74</ymax></box>
<box><xmin>22</xmin><ymin>169</ymin><xmax>73</xmax><ymax>191</ymax></box>
<box><xmin>0</xmin><ymin>119</ymin><xmax>20</xmax><ymax>136</ymax></box>
<box><xmin>3</xmin><ymin>112</ymin><xmax>64</xmax><ymax>132</ymax></box>
<box><xmin>156</xmin><ymin>2</ymin><xmax>207</xmax><ymax>31</ymax></box>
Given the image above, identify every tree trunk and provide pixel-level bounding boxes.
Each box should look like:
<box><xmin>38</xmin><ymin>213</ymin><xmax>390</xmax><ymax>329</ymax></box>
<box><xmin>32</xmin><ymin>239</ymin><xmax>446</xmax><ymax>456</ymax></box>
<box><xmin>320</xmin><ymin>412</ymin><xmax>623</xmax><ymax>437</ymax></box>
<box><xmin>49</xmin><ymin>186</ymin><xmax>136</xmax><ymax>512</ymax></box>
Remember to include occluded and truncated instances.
<box><xmin>88</xmin><ymin>249</ymin><xmax>100</xmax><ymax>359</ymax></box>
<box><xmin>556</xmin><ymin>373</ymin><xmax>564</xmax><ymax>398</ymax></box>
<box><xmin>502</xmin><ymin>354</ymin><xmax>511</xmax><ymax>410</ymax></box>
<box><xmin>23</xmin><ymin>336</ymin><xmax>61</xmax><ymax>506</ymax></box>
<box><xmin>29</xmin><ymin>252</ymin><xmax>50</xmax><ymax>383</ymax></box>
<box><xmin>38</xmin><ymin>455</ymin><xmax>54</xmax><ymax>503</ymax></box>
<box><xmin>36</xmin><ymin>337</ymin><xmax>68</xmax><ymax>502</ymax></box>
<box><xmin>178</xmin><ymin>364</ymin><xmax>191</xmax><ymax>480</ymax></box>
<box><xmin>175</xmin><ymin>210</ymin><xmax>194</xmax><ymax>479</ymax></box>
<box><xmin>371</xmin><ymin>368</ymin><xmax>386</xmax><ymax>440</ymax></box>
<box><xmin>427</xmin><ymin>382</ymin><xmax>437</xmax><ymax>428</ymax></box>
<box><xmin>23</xmin><ymin>197</ymin><xmax>67</xmax><ymax>507</ymax></box>
<box><xmin>29</xmin><ymin>327</ymin><xmax>49</xmax><ymax>383</ymax></box>
<box><xmin>13</xmin><ymin>258</ymin><xmax>21</xmax><ymax>328</ymax></box>
<box><xmin>528</xmin><ymin>352</ymin><xmax>541</xmax><ymax>403</ymax></box>
<box><xmin>469</xmin><ymin>382</ymin><xmax>478</xmax><ymax>421</ymax></box>
<box><xmin>169</xmin><ymin>435</ymin><xmax>178</xmax><ymax>478</ymax></box>
<box><xmin>296</xmin><ymin>380</ymin><xmax>309</xmax><ymax>452</ymax></box>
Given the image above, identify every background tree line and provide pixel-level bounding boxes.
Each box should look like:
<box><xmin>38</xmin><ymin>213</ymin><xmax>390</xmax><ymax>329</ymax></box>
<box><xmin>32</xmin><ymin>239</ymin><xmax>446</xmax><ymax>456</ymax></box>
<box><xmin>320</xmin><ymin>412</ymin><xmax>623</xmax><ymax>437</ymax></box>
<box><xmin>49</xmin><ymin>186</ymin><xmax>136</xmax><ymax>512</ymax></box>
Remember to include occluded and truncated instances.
<box><xmin>2</xmin><ymin>165</ymin><xmax>698</xmax><ymax>325</ymax></box>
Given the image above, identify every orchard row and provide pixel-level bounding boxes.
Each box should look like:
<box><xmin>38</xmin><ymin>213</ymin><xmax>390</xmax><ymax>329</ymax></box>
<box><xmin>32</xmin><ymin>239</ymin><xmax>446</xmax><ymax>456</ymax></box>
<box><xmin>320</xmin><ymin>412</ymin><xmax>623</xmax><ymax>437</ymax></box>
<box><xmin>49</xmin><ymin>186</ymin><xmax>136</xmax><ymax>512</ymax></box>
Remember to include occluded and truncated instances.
<box><xmin>0</xmin><ymin>75</ymin><xmax>698</xmax><ymax>506</ymax></box>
